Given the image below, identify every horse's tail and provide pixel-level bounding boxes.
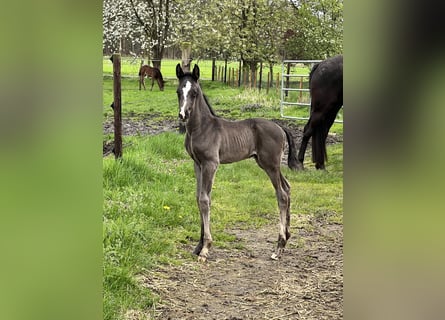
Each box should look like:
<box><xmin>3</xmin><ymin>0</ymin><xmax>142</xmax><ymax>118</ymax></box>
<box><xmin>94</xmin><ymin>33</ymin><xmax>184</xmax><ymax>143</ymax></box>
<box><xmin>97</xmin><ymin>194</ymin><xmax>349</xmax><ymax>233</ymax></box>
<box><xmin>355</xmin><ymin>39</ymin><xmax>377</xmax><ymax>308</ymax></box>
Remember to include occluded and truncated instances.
<box><xmin>282</xmin><ymin>127</ymin><xmax>299</xmax><ymax>170</ymax></box>
<box><xmin>311</xmin><ymin>121</ymin><xmax>328</xmax><ymax>166</ymax></box>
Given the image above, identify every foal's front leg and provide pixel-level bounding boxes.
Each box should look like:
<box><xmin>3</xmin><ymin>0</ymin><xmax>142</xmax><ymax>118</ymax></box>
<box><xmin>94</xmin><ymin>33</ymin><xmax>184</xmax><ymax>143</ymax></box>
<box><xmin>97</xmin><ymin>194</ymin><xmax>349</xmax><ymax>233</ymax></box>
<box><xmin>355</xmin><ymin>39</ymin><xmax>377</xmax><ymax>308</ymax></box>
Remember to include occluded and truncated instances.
<box><xmin>193</xmin><ymin>162</ymin><xmax>204</xmax><ymax>255</ymax></box>
<box><xmin>195</xmin><ymin>161</ymin><xmax>218</xmax><ymax>262</ymax></box>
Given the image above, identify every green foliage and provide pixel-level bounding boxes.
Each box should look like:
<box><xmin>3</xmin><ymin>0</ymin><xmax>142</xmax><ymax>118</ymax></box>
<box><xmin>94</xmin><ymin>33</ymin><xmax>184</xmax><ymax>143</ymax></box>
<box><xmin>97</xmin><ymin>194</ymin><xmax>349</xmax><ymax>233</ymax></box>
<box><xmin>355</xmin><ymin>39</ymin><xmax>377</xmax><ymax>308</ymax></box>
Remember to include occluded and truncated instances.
<box><xmin>285</xmin><ymin>0</ymin><xmax>343</xmax><ymax>59</ymax></box>
<box><xmin>103</xmin><ymin>1</ymin><xmax>342</xmax><ymax>62</ymax></box>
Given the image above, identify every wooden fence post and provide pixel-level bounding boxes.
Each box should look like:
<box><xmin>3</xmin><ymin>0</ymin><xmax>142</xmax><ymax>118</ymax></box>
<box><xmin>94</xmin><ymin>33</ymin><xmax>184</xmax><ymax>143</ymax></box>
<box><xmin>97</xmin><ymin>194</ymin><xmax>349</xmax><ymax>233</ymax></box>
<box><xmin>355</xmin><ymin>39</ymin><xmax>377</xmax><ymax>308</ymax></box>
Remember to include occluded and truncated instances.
<box><xmin>258</xmin><ymin>62</ymin><xmax>263</xmax><ymax>91</ymax></box>
<box><xmin>238</xmin><ymin>61</ymin><xmax>242</xmax><ymax>87</ymax></box>
<box><xmin>276</xmin><ymin>72</ymin><xmax>280</xmax><ymax>94</ymax></box>
<box><xmin>180</xmin><ymin>41</ymin><xmax>192</xmax><ymax>72</ymax></box>
<box><xmin>299</xmin><ymin>76</ymin><xmax>303</xmax><ymax>102</ymax></box>
<box><xmin>285</xmin><ymin>63</ymin><xmax>291</xmax><ymax>97</ymax></box>
<box><xmin>111</xmin><ymin>53</ymin><xmax>122</xmax><ymax>159</ymax></box>
<box><xmin>232</xmin><ymin>68</ymin><xmax>235</xmax><ymax>87</ymax></box>
<box><xmin>224</xmin><ymin>59</ymin><xmax>228</xmax><ymax>83</ymax></box>
<box><xmin>228</xmin><ymin>67</ymin><xmax>231</xmax><ymax>86</ymax></box>
<box><xmin>212</xmin><ymin>58</ymin><xmax>216</xmax><ymax>81</ymax></box>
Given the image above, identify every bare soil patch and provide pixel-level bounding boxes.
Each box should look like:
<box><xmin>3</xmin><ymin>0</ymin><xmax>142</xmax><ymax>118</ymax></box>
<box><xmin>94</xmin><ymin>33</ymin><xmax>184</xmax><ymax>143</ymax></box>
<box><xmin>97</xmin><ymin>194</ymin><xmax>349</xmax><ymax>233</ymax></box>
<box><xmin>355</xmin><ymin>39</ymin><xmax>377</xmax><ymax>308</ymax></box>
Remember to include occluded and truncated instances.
<box><xmin>102</xmin><ymin>114</ymin><xmax>342</xmax><ymax>157</ymax></box>
<box><xmin>142</xmin><ymin>214</ymin><xmax>342</xmax><ymax>319</ymax></box>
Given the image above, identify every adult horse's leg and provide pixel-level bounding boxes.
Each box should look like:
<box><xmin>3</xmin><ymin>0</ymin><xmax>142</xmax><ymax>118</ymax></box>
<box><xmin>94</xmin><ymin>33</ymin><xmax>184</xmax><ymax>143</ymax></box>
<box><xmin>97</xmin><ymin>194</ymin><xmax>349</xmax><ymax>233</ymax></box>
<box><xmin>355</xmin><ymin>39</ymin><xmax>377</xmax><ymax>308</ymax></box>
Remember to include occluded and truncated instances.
<box><xmin>150</xmin><ymin>77</ymin><xmax>155</xmax><ymax>91</ymax></box>
<box><xmin>314</xmin><ymin>104</ymin><xmax>342</xmax><ymax>169</ymax></box>
<box><xmin>297</xmin><ymin>120</ymin><xmax>313</xmax><ymax>170</ymax></box>
<box><xmin>196</xmin><ymin>161</ymin><xmax>218</xmax><ymax>262</ymax></box>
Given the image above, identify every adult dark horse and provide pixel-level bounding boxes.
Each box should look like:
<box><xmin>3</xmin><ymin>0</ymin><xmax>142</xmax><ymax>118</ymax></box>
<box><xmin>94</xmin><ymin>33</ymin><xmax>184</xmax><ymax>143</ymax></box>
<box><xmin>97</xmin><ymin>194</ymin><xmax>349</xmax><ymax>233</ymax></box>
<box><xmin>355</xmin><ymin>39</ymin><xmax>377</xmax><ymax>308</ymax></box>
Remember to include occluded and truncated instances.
<box><xmin>176</xmin><ymin>63</ymin><xmax>299</xmax><ymax>261</ymax></box>
<box><xmin>297</xmin><ymin>55</ymin><xmax>343</xmax><ymax>170</ymax></box>
<box><xmin>138</xmin><ymin>65</ymin><xmax>166</xmax><ymax>91</ymax></box>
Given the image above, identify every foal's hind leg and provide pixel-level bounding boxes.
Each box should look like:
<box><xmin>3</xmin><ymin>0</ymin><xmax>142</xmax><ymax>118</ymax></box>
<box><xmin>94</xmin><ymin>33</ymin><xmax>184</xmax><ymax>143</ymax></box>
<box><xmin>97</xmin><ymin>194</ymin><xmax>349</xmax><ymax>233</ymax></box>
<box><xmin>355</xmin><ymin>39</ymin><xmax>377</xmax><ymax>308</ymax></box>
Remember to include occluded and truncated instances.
<box><xmin>256</xmin><ymin>158</ymin><xmax>291</xmax><ymax>260</ymax></box>
<box><xmin>271</xmin><ymin>171</ymin><xmax>292</xmax><ymax>260</ymax></box>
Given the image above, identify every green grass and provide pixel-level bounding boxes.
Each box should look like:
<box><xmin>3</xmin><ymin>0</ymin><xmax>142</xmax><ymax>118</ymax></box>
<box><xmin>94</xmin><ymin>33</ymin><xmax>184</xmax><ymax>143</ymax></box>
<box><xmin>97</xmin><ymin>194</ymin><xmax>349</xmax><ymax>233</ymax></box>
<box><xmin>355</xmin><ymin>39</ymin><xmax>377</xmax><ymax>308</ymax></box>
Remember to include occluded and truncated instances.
<box><xmin>103</xmin><ymin>64</ymin><xmax>343</xmax><ymax>319</ymax></box>
<box><xmin>103</xmin><ymin>133</ymin><xmax>342</xmax><ymax>319</ymax></box>
<box><xmin>103</xmin><ymin>57</ymin><xmax>343</xmax><ymax>134</ymax></box>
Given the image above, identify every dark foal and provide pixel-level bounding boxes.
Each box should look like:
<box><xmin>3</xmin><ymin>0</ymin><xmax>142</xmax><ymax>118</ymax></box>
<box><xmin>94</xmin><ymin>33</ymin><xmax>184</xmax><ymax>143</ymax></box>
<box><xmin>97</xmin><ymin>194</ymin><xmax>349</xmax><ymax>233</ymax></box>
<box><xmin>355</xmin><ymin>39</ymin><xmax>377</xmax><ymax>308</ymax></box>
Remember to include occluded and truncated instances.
<box><xmin>176</xmin><ymin>63</ymin><xmax>299</xmax><ymax>261</ymax></box>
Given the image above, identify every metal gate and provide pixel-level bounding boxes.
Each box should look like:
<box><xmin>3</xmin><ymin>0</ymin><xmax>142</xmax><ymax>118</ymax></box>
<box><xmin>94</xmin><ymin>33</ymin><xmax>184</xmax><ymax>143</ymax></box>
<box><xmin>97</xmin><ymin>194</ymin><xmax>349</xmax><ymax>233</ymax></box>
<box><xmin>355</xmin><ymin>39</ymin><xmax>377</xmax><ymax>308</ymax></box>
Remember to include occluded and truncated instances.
<box><xmin>280</xmin><ymin>60</ymin><xmax>343</xmax><ymax>123</ymax></box>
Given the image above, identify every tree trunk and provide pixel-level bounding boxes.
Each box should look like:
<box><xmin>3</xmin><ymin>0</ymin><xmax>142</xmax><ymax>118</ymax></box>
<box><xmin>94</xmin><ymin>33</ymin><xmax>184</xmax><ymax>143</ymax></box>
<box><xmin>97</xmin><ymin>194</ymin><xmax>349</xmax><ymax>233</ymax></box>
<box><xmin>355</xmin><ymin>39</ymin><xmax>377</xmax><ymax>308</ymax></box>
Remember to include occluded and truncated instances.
<box><xmin>151</xmin><ymin>44</ymin><xmax>162</xmax><ymax>69</ymax></box>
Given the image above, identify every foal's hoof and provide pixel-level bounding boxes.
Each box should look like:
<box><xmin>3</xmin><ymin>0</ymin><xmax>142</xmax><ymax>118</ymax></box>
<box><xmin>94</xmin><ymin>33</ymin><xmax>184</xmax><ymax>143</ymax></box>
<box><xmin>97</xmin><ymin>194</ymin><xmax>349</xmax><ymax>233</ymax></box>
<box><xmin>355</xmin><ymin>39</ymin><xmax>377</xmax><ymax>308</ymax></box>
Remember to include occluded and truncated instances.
<box><xmin>197</xmin><ymin>247</ymin><xmax>209</xmax><ymax>262</ymax></box>
<box><xmin>270</xmin><ymin>253</ymin><xmax>280</xmax><ymax>260</ymax></box>
<box><xmin>271</xmin><ymin>246</ymin><xmax>284</xmax><ymax>260</ymax></box>
<box><xmin>193</xmin><ymin>246</ymin><xmax>203</xmax><ymax>256</ymax></box>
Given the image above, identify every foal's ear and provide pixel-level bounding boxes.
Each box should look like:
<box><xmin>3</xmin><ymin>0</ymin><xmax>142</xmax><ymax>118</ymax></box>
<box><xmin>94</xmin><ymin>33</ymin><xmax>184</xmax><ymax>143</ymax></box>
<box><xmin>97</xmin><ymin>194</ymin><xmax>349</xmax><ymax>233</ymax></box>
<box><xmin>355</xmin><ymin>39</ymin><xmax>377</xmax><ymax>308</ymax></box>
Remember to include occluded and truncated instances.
<box><xmin>176</xmin><ymin>63</ymin><xmax>184</xmax><ymax>78</ymax></box>
<box><xmin>192</xmin><ymin>64</ymin><xmax>200</xmax><ymax>80</ymax></box>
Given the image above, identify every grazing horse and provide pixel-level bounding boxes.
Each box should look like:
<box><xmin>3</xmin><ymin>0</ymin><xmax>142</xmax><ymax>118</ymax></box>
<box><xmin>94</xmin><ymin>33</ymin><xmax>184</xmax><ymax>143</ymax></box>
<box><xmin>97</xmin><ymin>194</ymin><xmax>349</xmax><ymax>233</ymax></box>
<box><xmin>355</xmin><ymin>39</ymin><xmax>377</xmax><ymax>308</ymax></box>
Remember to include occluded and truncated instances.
<box><xmin>138</xmin><ymin>65</ymin><xmax>165</xmax><ymax>91</ymax></box>
<box><xmin>297</xmin><ymin>55</ymin><xmax>343</xmax><ymax>170</ymax></box>
<box><xmin>176</xmin><ymin>63</ymin><xmax>299</xmax><ymax>261</ymax></box>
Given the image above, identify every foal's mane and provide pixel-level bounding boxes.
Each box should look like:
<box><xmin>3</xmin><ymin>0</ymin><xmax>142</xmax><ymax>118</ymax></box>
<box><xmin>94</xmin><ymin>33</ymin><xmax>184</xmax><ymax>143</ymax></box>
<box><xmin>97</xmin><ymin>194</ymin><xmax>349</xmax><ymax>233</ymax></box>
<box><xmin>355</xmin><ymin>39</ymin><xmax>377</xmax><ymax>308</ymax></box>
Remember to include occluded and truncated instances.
<box><xmin>203</xmin><ymin>94</ymin><xmax>219</xmax><ymax>117</ymax></box>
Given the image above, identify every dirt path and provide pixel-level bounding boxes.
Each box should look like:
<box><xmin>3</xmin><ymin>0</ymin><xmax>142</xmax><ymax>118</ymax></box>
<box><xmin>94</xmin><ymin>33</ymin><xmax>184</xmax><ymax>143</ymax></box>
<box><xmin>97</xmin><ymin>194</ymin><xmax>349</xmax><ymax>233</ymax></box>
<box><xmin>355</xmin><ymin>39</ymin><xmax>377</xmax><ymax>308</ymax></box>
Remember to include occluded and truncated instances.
<box><xmin>142</xmin><ymin>214</ymin><xmax>342</xmax><ymax>320</ymax></box>
<box><xmin>102</xmin><ymin>116</ymin><xmax>342</xmax><ymax>158</ymax></box>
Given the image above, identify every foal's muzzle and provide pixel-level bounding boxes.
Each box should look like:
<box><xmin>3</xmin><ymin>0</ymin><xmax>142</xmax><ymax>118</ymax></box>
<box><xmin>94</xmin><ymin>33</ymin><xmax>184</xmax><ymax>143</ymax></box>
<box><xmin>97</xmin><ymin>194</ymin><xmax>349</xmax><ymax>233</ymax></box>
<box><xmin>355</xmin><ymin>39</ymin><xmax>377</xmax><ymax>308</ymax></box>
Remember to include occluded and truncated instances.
<box><xmin>178</xmin><ymin>111</ymin><xmax>188</xmax><ymax>121</ymax></box>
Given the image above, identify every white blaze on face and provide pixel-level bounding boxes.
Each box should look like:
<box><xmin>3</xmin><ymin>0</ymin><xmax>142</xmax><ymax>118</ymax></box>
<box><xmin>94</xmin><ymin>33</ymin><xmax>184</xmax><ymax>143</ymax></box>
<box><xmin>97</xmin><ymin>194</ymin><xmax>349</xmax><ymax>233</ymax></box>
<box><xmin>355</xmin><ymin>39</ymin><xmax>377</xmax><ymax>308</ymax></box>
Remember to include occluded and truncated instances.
<box><xmin>180</xmin><ymin>81</ymin><xmax>192</xmax><ymax>119</ymax></box>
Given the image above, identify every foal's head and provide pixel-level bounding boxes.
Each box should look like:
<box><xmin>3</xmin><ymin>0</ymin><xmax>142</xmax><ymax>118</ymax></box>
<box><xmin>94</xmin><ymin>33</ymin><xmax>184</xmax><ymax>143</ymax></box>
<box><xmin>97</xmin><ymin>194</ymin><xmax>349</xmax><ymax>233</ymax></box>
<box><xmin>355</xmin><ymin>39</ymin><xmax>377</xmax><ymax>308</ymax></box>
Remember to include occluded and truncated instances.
<box><xmin>176</xmin><ymin>64</ymin><xmax>201</xmax><ymax>121</ymax></box>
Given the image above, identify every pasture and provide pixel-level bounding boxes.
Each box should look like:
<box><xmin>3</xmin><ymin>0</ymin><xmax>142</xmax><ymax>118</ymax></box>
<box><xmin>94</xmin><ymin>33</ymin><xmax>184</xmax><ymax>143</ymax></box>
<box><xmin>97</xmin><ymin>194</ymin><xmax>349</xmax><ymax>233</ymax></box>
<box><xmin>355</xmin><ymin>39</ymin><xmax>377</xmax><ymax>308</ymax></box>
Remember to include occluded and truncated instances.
<box><xmin>103</xmin><ymin>61</ymin><xmax>343</xmax><ymax>319</ymax></box>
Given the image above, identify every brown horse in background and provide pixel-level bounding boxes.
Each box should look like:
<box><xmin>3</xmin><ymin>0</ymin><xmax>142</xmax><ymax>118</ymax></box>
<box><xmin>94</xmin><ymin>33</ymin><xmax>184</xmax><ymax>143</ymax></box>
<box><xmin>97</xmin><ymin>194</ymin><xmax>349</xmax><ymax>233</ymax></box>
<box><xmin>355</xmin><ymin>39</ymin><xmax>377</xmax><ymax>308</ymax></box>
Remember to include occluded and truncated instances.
<box><xmin>138</xmin><ymin>65</ymin><xmax>165</xmax><ymax>91</ymax></box>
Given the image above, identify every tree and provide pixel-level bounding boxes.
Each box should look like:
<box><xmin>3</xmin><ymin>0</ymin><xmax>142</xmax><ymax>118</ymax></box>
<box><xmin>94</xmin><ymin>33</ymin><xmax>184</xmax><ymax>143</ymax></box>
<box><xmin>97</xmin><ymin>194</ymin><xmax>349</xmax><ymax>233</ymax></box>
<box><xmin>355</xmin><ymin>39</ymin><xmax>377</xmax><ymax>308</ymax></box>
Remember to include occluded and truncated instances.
<box><xmin>285</xmin><ymin>0</ymin><xmax>343</xmax><ymax>59</ymax></box>
<box><xmin>128</xmin><ymin>0</ymin><xmax>172</xmax><ymax>69</ymax></box>
<box><xmin>103</xmin><ymin>0</ymin><xmax>142</xmax><ymax>54</ymax></box>
<box><xmin>102</xmin><ymin>0</ymin><xmax>343</xmax><ymax>70</ymax></box>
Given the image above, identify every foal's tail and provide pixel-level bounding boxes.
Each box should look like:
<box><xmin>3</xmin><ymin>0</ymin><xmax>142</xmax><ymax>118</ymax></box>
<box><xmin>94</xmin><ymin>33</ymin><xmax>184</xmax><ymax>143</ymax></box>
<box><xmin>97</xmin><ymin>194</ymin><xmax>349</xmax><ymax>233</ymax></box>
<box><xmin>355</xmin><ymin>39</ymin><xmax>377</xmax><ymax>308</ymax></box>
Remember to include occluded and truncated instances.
<box><xmin>282</xmin><ymin>127</ymin><xmax>299</xmax><ymax>170</ymax></box>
